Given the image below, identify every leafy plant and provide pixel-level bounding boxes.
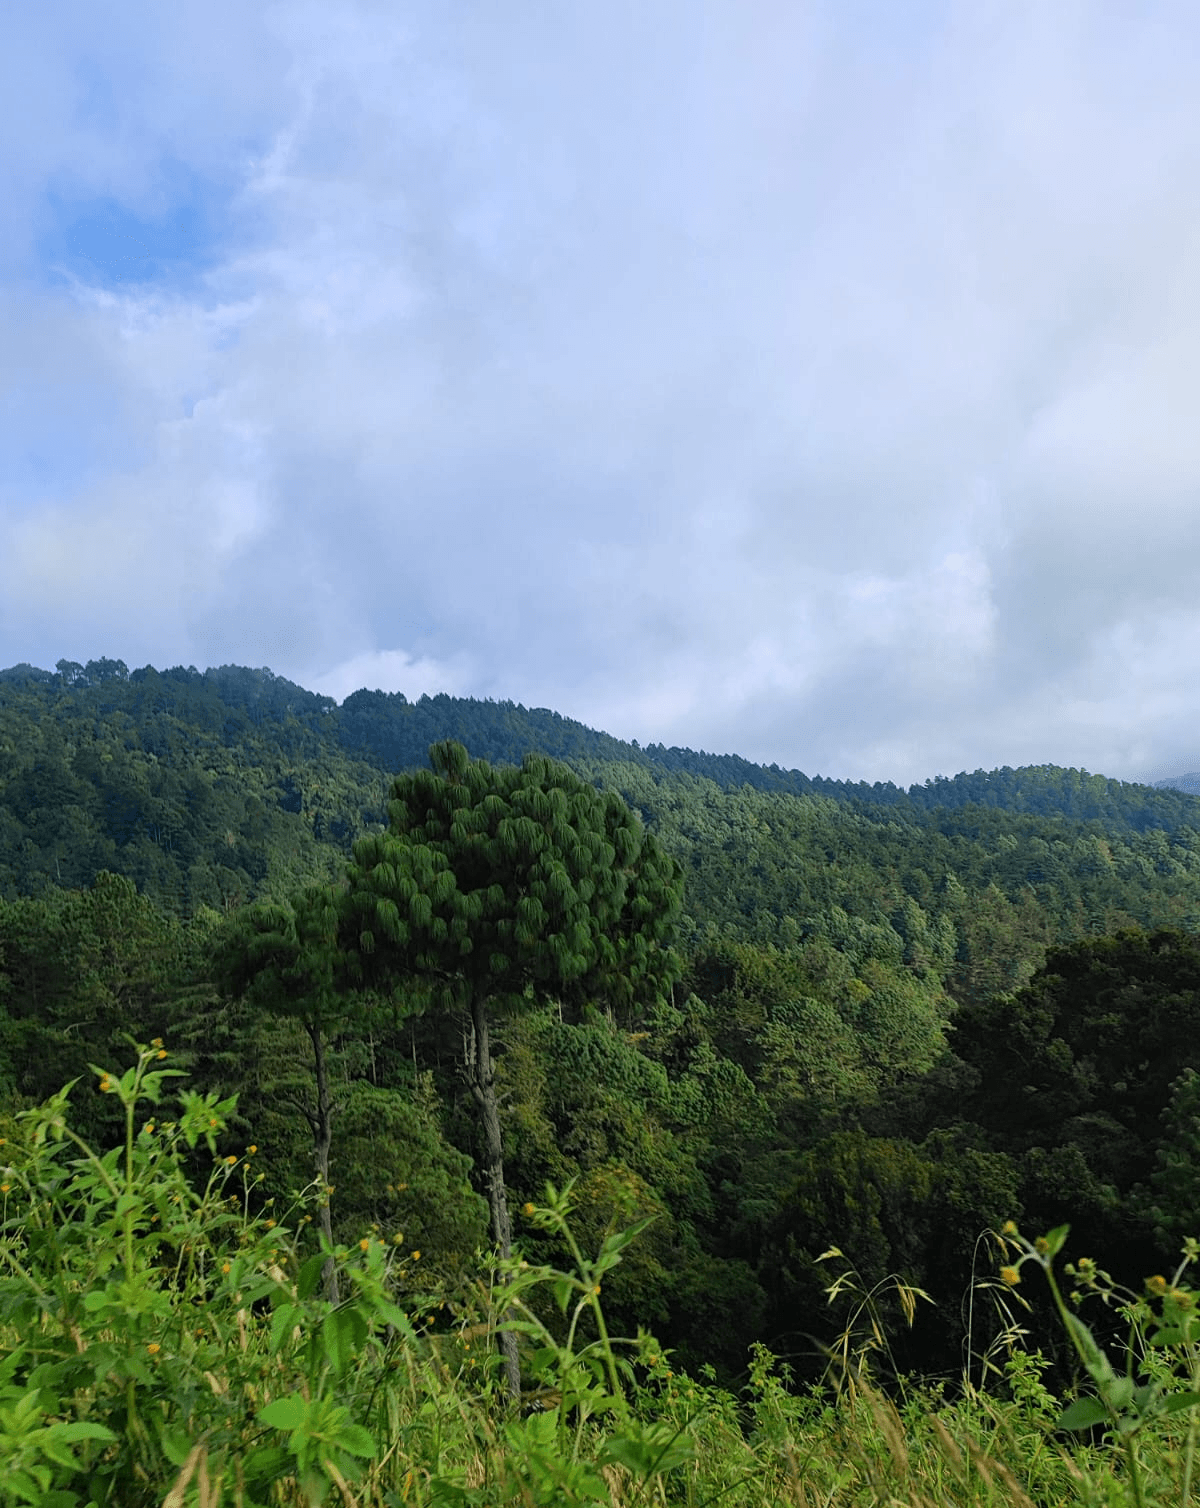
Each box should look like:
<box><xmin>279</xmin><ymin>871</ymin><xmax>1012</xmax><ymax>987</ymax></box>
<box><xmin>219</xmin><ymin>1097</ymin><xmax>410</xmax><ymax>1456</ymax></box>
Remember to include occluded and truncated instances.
<box><xmin>999</xmin><ymin>1220</ymin><xmax>1200</xmax><ymax>1508</ymax></box>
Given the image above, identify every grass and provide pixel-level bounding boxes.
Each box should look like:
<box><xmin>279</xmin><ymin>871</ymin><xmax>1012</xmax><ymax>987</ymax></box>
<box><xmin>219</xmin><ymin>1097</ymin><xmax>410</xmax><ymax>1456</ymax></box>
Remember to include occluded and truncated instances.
<box><xmin>2</xmin><ymin>1044</ymin><xmax>1199</xmax><ymax>1506</ymax></box>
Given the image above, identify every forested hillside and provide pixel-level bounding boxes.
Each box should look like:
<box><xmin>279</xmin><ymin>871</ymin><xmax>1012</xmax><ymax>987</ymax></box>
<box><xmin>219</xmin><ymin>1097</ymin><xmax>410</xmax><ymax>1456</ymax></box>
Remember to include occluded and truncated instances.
<box><xmin>4</xmin><ymin>656</ymin><xmax>1200</xmax><ymax>1397</ymax></box>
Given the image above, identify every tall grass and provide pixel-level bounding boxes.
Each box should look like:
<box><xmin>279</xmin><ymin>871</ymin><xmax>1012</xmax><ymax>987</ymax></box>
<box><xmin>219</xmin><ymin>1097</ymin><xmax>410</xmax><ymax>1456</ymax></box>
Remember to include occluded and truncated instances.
<box><xmin>2</xmin><ymin>1045</ymin><xmax>1199</xmax><ymax>1505</ymax></box>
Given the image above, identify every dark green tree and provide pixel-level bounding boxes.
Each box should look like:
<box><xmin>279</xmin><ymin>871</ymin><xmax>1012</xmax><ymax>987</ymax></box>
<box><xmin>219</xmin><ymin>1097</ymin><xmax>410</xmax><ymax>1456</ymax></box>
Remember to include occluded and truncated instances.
<box><xmin>340</xmin><ymin>740</ymin><xmax>683</xmax><ymax>1398</ymax></box>
<box><xmin>208</xmin><ymin>883</ymin><xmax>375</xmax><ymax>1301</ymax></box>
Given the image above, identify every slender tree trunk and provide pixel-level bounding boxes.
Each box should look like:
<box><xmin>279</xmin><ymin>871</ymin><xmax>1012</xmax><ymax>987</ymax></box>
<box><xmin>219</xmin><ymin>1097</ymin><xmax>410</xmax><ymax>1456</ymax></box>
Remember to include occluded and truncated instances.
<box><xmin>306</xmin><ymin>1020</ymin><xmax>340</xmax><ymax>1305</ymax></box>
<box><xmin>466</xmin><ymin>988</ymin><xmax>521</xmax><ymax>1403</ymax></box>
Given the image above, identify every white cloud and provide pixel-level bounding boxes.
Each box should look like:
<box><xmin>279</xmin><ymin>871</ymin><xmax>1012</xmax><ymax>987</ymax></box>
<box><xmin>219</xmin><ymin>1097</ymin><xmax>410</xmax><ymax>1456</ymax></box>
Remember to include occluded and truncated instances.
<box><xmin>3</xmin><ymin>2</ymin><xmax>1200</xmax><ymax>786</ymax></box>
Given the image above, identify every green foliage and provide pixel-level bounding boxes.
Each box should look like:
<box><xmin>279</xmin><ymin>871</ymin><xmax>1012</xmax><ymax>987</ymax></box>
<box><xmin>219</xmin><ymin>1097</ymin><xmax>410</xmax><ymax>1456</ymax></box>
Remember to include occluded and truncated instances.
<box><xmin>13</xmin><ymin>1049</ymin><xmax>1200</xmax><ymax>1504</ymax></box>
<box><xmin>343</xmin><ymin>741</ymin><xmax>683</xmax><ymax>1014</ymax></box>
<box><xmin>14</xmin><ymin>663</ymin><xmax>1200</xmax><ymax>1403</ymax></box>
<box><xmin>950</xmin><ymin>927</ymin><xmax>1200</xmax><ymax>1259</ymax></box>
<box><xmin>1000</xmin><ymin>1222</ymin><xmax>1200</xmax><ymax>1508</ymax></box>
<box><xmin>0</xmin><ymin>1044</ymin><xmax>408</xmax><ymax>1505</ymax></box>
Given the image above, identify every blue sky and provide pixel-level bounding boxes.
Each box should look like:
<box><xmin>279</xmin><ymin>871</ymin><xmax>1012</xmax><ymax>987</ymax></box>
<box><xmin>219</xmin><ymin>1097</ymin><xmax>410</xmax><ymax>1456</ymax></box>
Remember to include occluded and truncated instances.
<box><xmin>4</xmin><ymin>2</ymin><xmax>1200</xmax><ymax>787</ymax></box>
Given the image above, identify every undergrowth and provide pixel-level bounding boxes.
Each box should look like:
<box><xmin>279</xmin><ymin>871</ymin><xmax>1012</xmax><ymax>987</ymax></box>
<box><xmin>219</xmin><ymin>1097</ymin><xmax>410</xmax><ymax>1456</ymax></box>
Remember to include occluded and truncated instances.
<box><xmin>2</xmin><ymin>1043</ymin><xmax>1200</xmax><ymax>1505</ymax></box>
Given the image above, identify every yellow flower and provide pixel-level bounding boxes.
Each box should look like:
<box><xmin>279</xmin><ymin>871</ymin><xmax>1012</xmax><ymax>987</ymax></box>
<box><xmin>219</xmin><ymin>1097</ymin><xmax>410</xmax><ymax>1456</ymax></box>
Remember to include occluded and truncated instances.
<box><xmin>1035</xmin><ymin>1237</ymin><xmax>1050</xmax><ymax>1256</ymax></box>
<box><xmin>99</xmin><ymin>1078</ymin><xmax>113</xmax><ymax>1093</ymax></box>
<box><xmin>224</xmin><ymin>1155</ymin><xmax>237</xmax><ymax>1166</ymax></box>
<box><xmin>143</xmin><ymin>1122</ymin><xmax>155</xmax><ymax>1135</ymax></box>
<box><xmin>221</xmin><ymin>1262</ymin><xmax>232</xmax><ymax>1275</ymax></box>
<box><xmin>0</xmin><ymin>1183</ymin><xmax>10</xmax><ymax>1194</ymax></box>
<box><xmin>1001</xmin><ymin>1220</ymin><xmax>1019</xmax><ymax>1238</ymax></box>
<box><xmin>151</xmin><ymin>1037</ymin><xmax>164</xmax><ymax>1048</ymax></box>
<box><xmin>522</xmin><ymin>1202</ymin><xmax>536</xmax><ymax>1216</ymax></box>
<box><xmin>392</xmin><ymin>1232</ymin><xmax>404</xmax><ymax>1245</ymax></box>
<box><xmin>1147</xmin><ymin>1274</ymin><xmax>1169</xmax><ymax>1296</ymax></box>
<box><xmin>265</xmin><ymin>1219</ymin><xmax>276</xmax><ymax>1229</ymax></box>
<box><xmin>247</xmin><ymin>1145</ymin><xmax>257</xmax><ymax>1155</ymax></box>
<box><xmin>360</xmin><ymin>1238</ymin><xmax>371</xmax><ymax>1252</ymax></box>
<box><xmin>157</xmin><ymin>1050</ymin><xmax>167</xmax><ymax>1060</ymax></box>
<box><xmin>147</xmin><ymin>1343</ymin><xmax>161</xmax><ymax>1355</ymax></box>
<box><xmin>411</xmin><ymin>1250</ymin><xmax>420</xmax><ymax>1261</ymax></box>
<box><xmin>1000</xmin><ymin>1266</ymin><xmax>1022</xmax><ymax>1287</ymax></box>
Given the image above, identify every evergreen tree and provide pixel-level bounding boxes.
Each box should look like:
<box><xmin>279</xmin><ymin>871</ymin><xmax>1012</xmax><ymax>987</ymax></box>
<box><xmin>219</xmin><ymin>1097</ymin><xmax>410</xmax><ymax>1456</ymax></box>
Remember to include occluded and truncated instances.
<box><xmin>340</xmin><ymin>740</ymin><xmax>683</xmax><ymax>1398</ymax></box>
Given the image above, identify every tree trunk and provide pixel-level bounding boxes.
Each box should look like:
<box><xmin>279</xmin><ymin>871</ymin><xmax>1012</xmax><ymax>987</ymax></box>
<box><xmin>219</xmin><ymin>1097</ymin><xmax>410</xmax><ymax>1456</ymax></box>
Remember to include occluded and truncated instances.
<box><xmin>306</xmin><ymin>1020</ymin><xmax>340</xmax><ymax>1306</ymax></box>
<box><xmin>466</xmin><ymin>988</ymin><xmax>521</xmax><ymax>1403</ymax></box>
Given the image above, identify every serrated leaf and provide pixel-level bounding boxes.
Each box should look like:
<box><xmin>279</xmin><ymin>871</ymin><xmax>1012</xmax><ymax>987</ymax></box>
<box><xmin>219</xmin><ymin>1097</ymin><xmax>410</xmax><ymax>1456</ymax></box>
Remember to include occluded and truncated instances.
<box><xmin>335</xmin><ymin>1422</ymin><xmax>377</xmax><ymax>1458</ymax></box>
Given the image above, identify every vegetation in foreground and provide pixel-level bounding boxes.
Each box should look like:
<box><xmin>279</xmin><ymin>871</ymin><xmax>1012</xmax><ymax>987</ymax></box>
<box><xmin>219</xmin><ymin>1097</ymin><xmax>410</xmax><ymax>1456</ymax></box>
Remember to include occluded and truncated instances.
<box><xmin>5</xmin><ymin>1044</ymin><xmax>1200</xmax><ymax>1507</ymax></box>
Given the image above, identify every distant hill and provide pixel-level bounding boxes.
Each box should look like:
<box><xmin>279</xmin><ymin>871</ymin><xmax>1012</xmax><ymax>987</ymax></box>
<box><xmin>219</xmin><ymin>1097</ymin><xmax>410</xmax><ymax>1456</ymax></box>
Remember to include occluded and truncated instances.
<box><xmin>5</xmin><ymin>657</ymin><xmax>1200</xmax><ymax>838</ymax></box>
<box><xmin>1156</xmin><ymin>773</ymin><xmax>1200</xmax><ymax>797</ymax></box>
<box><xmin>6</xmin><ymin>656</ymin><xmax>1200</xmax><ymax>989</ymax></box>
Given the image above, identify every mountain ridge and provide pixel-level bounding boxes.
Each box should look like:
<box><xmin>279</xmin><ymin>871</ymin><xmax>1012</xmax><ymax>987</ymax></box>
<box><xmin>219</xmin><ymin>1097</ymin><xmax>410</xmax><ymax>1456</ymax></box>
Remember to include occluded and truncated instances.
<box><xmin>3</xmin><ymin>656</ymin><xmax>1196</xmax><ymax>826</ymax></box>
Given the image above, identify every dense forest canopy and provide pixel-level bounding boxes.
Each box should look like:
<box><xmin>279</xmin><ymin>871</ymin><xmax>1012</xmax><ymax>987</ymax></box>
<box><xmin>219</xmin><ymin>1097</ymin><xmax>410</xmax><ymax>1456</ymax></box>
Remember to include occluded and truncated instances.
<box><xmin>4</xmin><ymin>656</ymin><xmax>1200</xmax><ymax>1395</ymax></box>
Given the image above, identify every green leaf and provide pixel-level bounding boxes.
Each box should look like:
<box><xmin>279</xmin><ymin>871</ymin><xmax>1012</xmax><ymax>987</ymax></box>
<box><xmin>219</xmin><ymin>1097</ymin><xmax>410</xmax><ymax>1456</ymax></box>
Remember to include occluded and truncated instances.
<box><xmin>53</xmin><ymin>1420</ymin><xmax>117</xmax><ymax>1443</ymax></box>
<box><xmin>1151</xmin><ymin>1324</ymin><xmax>1185</xmax><ymax>1347</ymax></box>
<box><xmin>1159</xmin><ymin>1390</ymin><xmax>1200</xmax><ymax>1415</ymax></box>
<box><xmin>335</xmin><ymin>1422</ymin><xmax>377</xmax><ymax>1458</ymax></box>
<box><xmin>1058</xmin><ymin>1396</ymin><xmax>1110</xmax><ymax>1431</ymax></box>
<box><xmin>270</xmin><ymin>1302</ymin><xmax>301</xmax><ymax>1356</ymax></box>
<box><xmin>297</xmin><ymin>1253</ymin><xmax>326</xmax><ymax>1301</ymax></box>
<box><xmin>1104</xmin><ymin>1376</ymin><xmax>1134</xmax><ymax>1413</ymax></box>
<box><xmin>322</xmin><ymin>1306</ymin><xmax>368</xmax><ymax>1377</ymax></box>
<box><xmin>1041</xmin><ymin>1224</ymin><xmax>1070</xmax><ymax>1258</ymax></box>
<box><xmin>1064</xmin><ymin>1313</ymin><xmax>1115</xmax><ymax>1385</ymax></box>
<box><xmin>242</xmin><ymin>1445</ymin><xmax>293</xmax><ymax>1485</ymax></box>
<box><xmin>260</xmin><ymin>1394</ymin><xmax>310</xmax><ymax>1432</ymax></box>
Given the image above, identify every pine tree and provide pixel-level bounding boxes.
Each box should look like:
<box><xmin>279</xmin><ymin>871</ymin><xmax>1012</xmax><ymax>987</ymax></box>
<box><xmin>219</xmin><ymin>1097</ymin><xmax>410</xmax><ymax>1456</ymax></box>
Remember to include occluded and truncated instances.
<box><xmin>341</xmin><ymin>740</ymin><xmax>683</xmax><ymax>1399</ymax></box>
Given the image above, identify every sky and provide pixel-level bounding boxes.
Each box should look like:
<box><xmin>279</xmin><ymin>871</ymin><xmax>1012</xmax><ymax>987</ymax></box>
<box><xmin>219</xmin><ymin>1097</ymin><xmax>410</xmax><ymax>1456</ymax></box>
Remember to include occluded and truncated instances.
<box><xmin>3</xmin><ymin>2</ymin><xmax>1200</xmax><ymax>788</ymax></box>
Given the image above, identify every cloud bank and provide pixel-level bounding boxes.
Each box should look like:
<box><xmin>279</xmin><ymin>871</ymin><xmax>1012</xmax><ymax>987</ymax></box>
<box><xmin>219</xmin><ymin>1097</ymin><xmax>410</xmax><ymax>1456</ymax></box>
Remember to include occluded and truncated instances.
<box><xmin>4</xmin><ymin>1</ymin><xmax>1200</xmax><ymax>786</ymax></box>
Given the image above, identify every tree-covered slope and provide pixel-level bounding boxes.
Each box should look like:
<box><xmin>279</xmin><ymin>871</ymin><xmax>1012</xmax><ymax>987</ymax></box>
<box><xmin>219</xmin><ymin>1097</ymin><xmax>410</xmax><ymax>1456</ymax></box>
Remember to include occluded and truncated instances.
<box><xmin>7</xmin><ymin>660</ymin><xmax>1200</xmax><ymax>1392</ymax></box>
<box><xmin>5</xmin><ymin>659</ymin><xmax>1200</xmax><ymax>965</ymax></box>
<box><xmin>6</xmin><ymin>657</ymin><xmax>1200</xmax><ymax>832</ymax></box>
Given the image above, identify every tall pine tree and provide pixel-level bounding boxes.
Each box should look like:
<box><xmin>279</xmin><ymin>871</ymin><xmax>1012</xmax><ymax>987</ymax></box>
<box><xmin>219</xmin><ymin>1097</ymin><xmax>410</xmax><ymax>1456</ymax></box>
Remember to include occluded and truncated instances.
<box><xmin>341</xmin><ymin>740</ymin><xmax>683</xmax><ymax>1399</ymax></box>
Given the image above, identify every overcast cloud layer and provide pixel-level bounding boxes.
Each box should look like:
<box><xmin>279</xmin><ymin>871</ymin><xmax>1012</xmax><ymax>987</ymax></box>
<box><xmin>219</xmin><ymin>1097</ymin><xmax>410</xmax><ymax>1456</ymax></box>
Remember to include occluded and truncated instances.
<box><xmin>3</xmin><ymin>2</ymin><xmax>1200</xmax><ymax>787</ymax></box>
